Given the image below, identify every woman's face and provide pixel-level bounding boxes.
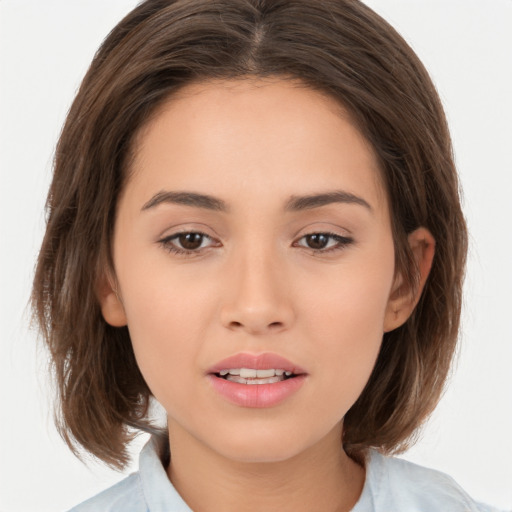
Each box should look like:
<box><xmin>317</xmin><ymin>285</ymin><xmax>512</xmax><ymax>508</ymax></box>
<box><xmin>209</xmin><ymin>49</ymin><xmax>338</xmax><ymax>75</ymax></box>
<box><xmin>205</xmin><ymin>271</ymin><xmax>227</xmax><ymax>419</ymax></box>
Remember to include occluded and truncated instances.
<box><xmin>102</xmin><ymin>79</ymin><xmax>403</xmax><ymax>463</ymax></box>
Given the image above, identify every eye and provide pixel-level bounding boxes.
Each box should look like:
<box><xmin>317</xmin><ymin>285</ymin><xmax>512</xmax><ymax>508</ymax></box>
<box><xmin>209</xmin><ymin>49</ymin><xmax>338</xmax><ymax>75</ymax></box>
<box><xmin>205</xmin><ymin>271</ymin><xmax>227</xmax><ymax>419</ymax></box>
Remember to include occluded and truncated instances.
<box><xmin>159</xmin><ymin>231</ymin><xmax>219</xmax><ymax>254</ymax></box>
<box><xmin>294</xmin><ymin>232</ymin><xmax>353</xmax><ymax>252</ymax></box>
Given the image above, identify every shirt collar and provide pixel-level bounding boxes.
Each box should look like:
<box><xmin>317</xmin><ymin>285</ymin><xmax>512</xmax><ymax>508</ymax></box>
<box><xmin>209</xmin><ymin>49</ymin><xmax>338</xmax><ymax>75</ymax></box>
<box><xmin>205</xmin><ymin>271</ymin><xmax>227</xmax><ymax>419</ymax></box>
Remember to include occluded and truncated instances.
<box><xmin>138</xmin><ymin>435</ymin><xmax>192</xmax><ymax>511</ymax></box>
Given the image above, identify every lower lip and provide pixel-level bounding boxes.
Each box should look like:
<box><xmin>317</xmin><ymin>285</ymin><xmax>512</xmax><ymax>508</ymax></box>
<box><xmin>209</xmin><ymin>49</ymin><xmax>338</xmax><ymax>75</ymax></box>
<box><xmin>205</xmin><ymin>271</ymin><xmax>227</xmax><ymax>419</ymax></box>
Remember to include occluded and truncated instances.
<box><xmin>207</xmin><ymin>374</ymin><xmax>307</xmax><ymax>408</ymax></box>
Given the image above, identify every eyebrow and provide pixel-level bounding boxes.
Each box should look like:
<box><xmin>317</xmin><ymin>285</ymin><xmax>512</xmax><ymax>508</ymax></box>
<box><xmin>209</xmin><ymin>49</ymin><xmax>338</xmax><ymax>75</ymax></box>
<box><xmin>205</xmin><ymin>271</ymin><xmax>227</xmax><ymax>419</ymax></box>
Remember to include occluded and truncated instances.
<box><xmin>285</xmin><ymin>191</ymin><xmax>372</xmax><ymax>212</ymax></box>
<box><xmin>141</xmin><ymin>191</ymin><xmax>228</xmax><ymax>212</ymax></box>
<box><xmin>141</xmin><ymin>189</ymin><xmax>372</xmax><ymax>213</ymax></box>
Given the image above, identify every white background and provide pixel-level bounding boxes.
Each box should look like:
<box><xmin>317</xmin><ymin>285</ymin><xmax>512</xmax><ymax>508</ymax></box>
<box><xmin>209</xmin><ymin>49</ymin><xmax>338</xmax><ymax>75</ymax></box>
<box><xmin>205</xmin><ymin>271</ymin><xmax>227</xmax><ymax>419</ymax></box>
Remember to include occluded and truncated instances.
<box><xmin>1</xmin><ymin>1</ymin><xmax>511</xmax><ymax>511</ymax></box>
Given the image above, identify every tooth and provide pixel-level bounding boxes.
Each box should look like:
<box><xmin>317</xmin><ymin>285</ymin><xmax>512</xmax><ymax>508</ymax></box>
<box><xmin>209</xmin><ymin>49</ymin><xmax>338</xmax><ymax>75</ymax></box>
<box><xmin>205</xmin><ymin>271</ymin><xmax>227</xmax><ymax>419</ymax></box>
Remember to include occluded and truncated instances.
<box><xmin>256</xmin><ymin>369</ymin><xmax>276</xmax><ymax>378</ymax></box>
<box><xmin>247</xmin><ymin>376</ymin><xmax>281</xmax><ymax>385</ymax></box>
<box><xmin>223</xmin><ymin>368</ymin><xmax>293</xmax><ymax>378</ymax></box>
<box><xmin>226</xmin><ymin>375</ymin><xmax>247</xmax><ymax>384</ymax></box>
<box><xmin>240</xmin><ymin>368</ymin><xmax>257</xmax><ymax>378</ymax></box>
<box><xmin>226</xmin><ymin>375</ymin><xmax>286</xmax><ymax>385</ymax></box>
<box><xmin>262</xmin><ymin>376</ymin><xmax>281</xmax><ymax>384</ymax></box>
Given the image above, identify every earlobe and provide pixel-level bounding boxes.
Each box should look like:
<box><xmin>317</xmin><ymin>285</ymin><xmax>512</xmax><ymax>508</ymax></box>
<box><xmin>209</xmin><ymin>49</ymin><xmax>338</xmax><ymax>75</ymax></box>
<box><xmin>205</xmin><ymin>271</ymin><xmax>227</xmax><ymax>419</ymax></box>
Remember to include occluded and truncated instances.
<box><xmin>96</xmin><ymin>272</ymin><xmax>128</xmax><ymax>327</ymax></box>
<box><xmin>383</xmin><ymin>227</ymin><xmax>435</xmax><ymax>333</ymax></box>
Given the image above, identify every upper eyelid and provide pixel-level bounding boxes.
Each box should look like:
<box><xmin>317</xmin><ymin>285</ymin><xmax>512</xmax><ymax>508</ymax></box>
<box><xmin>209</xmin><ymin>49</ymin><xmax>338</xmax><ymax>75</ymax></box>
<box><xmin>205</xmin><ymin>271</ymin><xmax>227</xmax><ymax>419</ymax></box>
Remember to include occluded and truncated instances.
<box><xmin>294</xmin><ymin>228</ymin><xmax>352</xmax><ymax>241</ymax></box>
<box><xmin>157</xmin><ymin>222</ymin><xmax>218</xmax><ymax>238</ymax></box>
<box><xmin>159</xmin><ymin>230</ymin><xmax>351</xmax><ymax>242</ymax></box>
<box><xmin>291</xmin><ymin>220</ymin><xmax>353</xmax><ymax>238</ymax></box>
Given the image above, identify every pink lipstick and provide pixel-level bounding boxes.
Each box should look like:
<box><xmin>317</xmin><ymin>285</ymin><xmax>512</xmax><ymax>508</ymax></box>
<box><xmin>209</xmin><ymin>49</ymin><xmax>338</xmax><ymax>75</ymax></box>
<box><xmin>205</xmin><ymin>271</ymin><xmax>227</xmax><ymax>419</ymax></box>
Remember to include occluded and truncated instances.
<box><xmin>207</xmin><ymin>353</ymin><xmax>307</xmax><ymax>408</ymax></box>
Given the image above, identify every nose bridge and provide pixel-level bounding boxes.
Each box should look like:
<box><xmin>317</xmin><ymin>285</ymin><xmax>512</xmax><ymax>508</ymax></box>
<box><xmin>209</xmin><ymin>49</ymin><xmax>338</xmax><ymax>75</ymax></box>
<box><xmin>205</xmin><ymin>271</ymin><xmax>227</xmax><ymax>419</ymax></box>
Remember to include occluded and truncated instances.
<box><xmin>220</xmin><ymin>238</ymin><xmax>293</xmax><ymax>333</ymax></box>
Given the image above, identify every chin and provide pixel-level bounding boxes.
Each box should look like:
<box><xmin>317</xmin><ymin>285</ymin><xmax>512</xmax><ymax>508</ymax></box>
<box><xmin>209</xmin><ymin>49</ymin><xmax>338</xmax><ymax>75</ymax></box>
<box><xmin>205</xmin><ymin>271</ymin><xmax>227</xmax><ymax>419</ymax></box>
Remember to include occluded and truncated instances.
<box><xmin>203</xmin><ymin>423</ymin><xmax>325</xmax><ymax>464</ymax></box>
<box><xmin>218</xmin><ymin>442</ymin><xmax>306</xmax><ymax>464</ymax></box>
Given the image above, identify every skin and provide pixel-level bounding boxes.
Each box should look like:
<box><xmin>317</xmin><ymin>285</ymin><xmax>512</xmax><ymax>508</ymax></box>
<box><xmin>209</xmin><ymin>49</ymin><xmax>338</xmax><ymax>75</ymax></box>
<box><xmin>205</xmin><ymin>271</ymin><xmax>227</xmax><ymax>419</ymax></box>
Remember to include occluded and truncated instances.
<box><xmin>99</xmin><ymin>78</ymin><xmax>435</xmax><ymax>512</ymax></box>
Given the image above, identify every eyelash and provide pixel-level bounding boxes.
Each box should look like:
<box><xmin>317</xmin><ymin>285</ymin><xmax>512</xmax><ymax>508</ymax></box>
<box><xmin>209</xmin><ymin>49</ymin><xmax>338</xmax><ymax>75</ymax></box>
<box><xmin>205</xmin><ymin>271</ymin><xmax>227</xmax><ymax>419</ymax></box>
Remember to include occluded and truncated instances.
<box><xmin>159</xmin><ymin>231</ymin><xmax>219</xmax><ymax>256</ymax></box>
<box><xmin>158</xmin><ymin>231</ymin><xmax>354</xmax><ymax>256</ymax></box>
<box><xmin>293</xmin><ymin>232</ymin><xmax>354</xmax><ymax>253</ymax></box>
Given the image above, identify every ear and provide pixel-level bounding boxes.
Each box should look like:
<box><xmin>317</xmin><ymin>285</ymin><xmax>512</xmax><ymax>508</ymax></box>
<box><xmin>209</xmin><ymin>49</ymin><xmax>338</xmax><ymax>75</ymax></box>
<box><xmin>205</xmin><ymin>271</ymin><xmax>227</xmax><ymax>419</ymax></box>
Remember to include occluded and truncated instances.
<box><xmin>383</xmin><ymin>227</ymin><xmax>435</xmax><ymax>333</ymax></box>
<box><xmin>96</xmin><ymin>271</ymin><xmax>128</xmax><ymax>327</ymax></box>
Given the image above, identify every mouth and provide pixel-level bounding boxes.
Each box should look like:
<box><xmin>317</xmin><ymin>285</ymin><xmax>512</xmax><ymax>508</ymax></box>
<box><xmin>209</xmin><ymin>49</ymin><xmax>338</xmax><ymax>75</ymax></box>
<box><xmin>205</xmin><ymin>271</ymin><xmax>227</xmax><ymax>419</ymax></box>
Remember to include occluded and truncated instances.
<box><xmin>207</xmin><ymin>353</ymin><xmax>306</xmax><ymax>407</ymax></box>
<box><xmin>214</xmin><ymin>367</ymin><xmax>298</xmax><ymax>385</ymax></box>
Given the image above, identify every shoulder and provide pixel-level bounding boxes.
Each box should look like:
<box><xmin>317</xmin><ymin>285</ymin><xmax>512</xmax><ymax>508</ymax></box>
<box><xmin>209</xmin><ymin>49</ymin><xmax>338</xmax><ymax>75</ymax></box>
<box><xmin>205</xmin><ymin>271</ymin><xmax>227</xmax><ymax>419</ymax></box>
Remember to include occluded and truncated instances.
<box><xmin>353</xmin><ymin>450</ymin><xmax>503</xmax><ymax>512</ymax></box>
<box><xmin>67</xmin><ymin>472</ymin><xmax>147</xmax><ymax>512</ymax></box>
<box><xmin>67</xmin><ymin>435</ymin><xmax>192</xmax><ymax>512</ymax></box>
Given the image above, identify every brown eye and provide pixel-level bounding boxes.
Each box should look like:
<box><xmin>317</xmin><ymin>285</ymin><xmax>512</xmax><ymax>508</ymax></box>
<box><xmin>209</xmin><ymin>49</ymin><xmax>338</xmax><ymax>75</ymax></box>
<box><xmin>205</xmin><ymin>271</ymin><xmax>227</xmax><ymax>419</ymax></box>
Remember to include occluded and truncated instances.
<box><xmin>160</xmin><ymin>231</ymin><xmax>219</xmax><ymax>255</ymax></box>
<box><xmin>178</xmin><ymin>233</ymin><xmax>205</xmax><ymax>250</ymax></box>
<box><xmin>295</xmin><ymin>232</ymin><xmax>354</xmax><ymax>253</ymax></box>
<box><xmin>305</xmin><ymin>234</ymin><xmax>330</xmax><ymax>249</ymax></box>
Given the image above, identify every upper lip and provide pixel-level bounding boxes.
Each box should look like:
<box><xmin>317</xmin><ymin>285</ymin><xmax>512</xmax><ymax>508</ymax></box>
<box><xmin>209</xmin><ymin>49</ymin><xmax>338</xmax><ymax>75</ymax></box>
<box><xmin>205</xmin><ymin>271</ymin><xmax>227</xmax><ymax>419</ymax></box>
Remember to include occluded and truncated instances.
<box><xmin>208</xmin><ymin>352</ymin><xmax>307</xmax><ymax>375</ymax></box>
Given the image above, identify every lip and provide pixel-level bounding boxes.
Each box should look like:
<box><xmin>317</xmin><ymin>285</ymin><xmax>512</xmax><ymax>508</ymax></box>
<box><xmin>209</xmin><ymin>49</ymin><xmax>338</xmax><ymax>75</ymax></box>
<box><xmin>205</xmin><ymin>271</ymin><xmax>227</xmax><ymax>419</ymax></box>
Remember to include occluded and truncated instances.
<box><xmin>207</xmin><ymin>352</ymin><xmax>307</xmax><ymax>408</ymax></box>
<box><xmin>207</xmin><ymin>352</ymin><xmax>307</xmax><ymax>374</ymax></box>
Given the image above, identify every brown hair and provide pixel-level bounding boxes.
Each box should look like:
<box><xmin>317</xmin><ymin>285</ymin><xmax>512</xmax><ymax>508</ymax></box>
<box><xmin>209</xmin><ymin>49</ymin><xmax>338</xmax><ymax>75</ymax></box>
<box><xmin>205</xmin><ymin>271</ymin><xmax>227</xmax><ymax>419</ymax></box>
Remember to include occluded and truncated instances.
<box><xmin>32</xmin><ymin>0</ymin><xmax>467</xmax><ymax>469</ymax></box>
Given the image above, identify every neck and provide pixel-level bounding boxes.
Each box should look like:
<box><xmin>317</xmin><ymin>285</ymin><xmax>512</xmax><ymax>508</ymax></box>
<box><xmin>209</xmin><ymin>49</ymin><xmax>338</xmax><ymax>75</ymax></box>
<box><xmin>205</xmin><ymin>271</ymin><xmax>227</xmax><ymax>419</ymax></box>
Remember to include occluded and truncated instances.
<box><xmin>166</xmin><ymin>422</ymin><xmax>365</xmax><ymax>512</ymax></box>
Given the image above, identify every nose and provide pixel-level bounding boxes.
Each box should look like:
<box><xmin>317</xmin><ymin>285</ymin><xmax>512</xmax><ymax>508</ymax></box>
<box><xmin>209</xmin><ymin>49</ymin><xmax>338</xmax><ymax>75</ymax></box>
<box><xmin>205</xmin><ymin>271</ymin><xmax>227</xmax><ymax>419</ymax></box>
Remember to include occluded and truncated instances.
<box><xmin>220</xmin><ymin>247</ymin><xmax>295</xmax><ymax>335</ymax></box>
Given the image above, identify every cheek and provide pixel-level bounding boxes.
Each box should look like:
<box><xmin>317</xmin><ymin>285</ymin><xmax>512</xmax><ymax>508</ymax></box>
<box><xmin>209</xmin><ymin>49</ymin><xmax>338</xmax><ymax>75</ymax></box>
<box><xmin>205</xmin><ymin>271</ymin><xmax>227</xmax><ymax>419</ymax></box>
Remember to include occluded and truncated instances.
<box><xmin>301</xmin><ymin>250</ymin><xmax>394</xmax><ymax>337</ymax></box>
<box><xmin>297</xmin><ymin>249</ymin><xmax>395</xmax><ymax>405</ymax></box>
<box><xmin>116</xmin><ymin>260</ymin><xmax>217</xmax><ymax>400</ymax></box>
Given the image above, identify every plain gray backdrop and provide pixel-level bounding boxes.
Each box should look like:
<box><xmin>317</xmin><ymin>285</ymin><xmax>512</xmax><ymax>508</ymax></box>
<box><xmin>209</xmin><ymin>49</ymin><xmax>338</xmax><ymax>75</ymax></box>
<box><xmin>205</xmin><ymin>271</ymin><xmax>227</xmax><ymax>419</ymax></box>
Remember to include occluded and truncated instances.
<box><xmin>1</xmin><ymin>1</ymin><xmax>511</xmax><ymax>510</ymax></box>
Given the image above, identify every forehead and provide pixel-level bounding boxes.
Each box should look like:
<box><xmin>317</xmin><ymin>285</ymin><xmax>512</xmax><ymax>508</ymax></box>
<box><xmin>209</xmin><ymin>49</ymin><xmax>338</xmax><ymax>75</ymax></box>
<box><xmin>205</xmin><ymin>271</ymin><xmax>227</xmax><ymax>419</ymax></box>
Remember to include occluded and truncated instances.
<box><xmin>126</xmin><ymin>78</ymin><xmax>387</xmax><ymax>214</ymax></box>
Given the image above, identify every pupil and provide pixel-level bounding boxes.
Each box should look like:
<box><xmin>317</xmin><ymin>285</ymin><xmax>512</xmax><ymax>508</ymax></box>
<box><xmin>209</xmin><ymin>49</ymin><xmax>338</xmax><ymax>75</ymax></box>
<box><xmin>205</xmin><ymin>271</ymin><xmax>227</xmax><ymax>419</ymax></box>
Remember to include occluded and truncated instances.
<box><xmin>179</xmin><ymin>233</ymin><xmax>203</xmax><ymax>250</ymax></box>
<box><xmin>307</xmin><ymin>234</ymin><xmax>329</xmax><ymax>249</ymax></box>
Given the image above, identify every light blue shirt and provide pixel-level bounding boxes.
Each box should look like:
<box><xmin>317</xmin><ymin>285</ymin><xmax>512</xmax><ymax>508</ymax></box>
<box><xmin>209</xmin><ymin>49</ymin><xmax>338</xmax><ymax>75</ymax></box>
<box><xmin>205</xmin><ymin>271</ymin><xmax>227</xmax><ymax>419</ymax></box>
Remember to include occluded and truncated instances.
<box><xmin>69</xmin><ymin>436</ymin><xmax>504</xmax><ymax>511</ymax></box>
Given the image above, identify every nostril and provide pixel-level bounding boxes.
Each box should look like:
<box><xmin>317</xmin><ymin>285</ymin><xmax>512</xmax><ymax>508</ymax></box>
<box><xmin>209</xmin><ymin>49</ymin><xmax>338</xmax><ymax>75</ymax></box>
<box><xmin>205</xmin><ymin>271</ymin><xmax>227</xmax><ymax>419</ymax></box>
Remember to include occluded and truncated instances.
<box><xmin>227</xmin><ymin>320</ymin><xmax>284</xmax><ymax>331</ymax></box>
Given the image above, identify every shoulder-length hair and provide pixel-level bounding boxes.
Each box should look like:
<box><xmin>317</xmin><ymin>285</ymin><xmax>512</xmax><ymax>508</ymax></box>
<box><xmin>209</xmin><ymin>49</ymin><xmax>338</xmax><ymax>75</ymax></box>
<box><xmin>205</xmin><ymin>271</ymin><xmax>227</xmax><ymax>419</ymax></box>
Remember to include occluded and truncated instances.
<box><xmin>33</xmin><ymin>0</ymin><xmax>467</xmax><ymax>469</ymax></box>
